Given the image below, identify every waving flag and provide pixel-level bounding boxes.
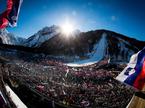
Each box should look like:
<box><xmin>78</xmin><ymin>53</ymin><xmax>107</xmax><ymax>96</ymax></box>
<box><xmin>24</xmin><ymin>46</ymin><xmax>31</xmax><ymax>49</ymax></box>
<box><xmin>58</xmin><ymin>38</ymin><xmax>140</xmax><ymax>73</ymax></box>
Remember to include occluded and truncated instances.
<box><xmin>0</xmin><ymin>0</ymin><xmax>23</xmax><ymax>29</ymax></box>
<box><xmin>116</xmin><ymin>47</ymin><xmax>145</xmax><ymax>90</ymax></box>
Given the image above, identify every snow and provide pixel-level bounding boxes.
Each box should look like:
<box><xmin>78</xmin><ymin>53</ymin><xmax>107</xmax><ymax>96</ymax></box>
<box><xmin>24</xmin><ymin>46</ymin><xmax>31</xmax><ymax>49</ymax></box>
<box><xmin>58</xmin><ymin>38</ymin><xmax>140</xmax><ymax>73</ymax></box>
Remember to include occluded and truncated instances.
<box><xmin>67</xmin><ymin>33</ymin><xmax>107</xmax><ymax>67</ymax></box>
<box><xmin>5</xmin><ymin>85</ymin><xmax>27</xmax><ymax>108</ymax></box>
<box><xmin>24</xmin><ymin>25</ymin><xmax>81</xmax><ymax>47</ymax></box>
<box><xmin>24</xmin><ymin>26</ymin><xmax>61</xmax><ymax>47</ymax></box>
<box><xmin>117</xmin><ymin>37</ymin><xmax>139</xmax><ymax>51</ymax></box>
<box><xmin>117</xmin><ymin>37</ymin><xmax>135</xmax><ymax>61</ymax></box>
<box><xmin>0</xmin><ymin>29</ymin><xmax>25</xmax><ymax>45</ymax></box>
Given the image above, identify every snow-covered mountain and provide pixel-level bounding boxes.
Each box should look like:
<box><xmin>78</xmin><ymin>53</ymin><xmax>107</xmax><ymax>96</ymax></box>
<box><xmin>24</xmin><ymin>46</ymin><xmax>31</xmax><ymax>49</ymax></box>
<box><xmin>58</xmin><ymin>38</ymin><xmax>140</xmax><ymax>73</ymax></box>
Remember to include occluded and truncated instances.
<box><xmin>23</xmin><ymin>25</ymin><xmax>61</xmax><ymax>47</ymax></box>
<box><xmin>0</xmin><ymin>29</ymin><xmax>25</xmax><ymax>45</ymax></box>
<box><xmin>37</xmin><ymin>29</ymin><xmax>145</xmax><ymax>63</ymax></box>
<box><xmin>0</xmin><ymin>26</ymin><xmax>144</xmax><ymax>64</ymax></box>
<box><xmin>21</xmin><ymin>25</ymin><xmax>145</xmax><ymax>64</ymax></box>
<box><xmin>67</xmin><ymin>33</ymin><xmax>107</xmax><ymax>66</ymax></box>
<box><xmin>24</xmin><ymin>25</ymin><xmax>81</xmax><ymax>47</ymax></box>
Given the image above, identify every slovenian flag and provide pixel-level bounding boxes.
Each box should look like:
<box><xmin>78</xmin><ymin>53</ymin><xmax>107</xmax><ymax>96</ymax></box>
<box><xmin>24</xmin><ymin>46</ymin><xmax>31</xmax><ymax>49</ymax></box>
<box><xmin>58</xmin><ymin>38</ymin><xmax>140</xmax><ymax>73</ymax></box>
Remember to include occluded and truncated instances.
<box><xmin>0</xmin><ymin>0</ymin><xmax>23</xmax><ymax>29</ymax></box>
<box><xmin>116</xmin><ymin>47</ymin><xmax>145</xmax><ymax>90</ymax></box>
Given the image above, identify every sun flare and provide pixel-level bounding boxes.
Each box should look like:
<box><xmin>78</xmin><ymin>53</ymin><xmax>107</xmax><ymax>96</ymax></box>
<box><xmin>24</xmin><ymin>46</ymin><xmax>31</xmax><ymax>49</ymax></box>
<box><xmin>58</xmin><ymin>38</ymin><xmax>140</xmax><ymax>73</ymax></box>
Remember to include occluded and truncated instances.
<box><xmin>61</xmin><ymin>21</ymin><xmax>74</xmax><ymax>36</ymax></box>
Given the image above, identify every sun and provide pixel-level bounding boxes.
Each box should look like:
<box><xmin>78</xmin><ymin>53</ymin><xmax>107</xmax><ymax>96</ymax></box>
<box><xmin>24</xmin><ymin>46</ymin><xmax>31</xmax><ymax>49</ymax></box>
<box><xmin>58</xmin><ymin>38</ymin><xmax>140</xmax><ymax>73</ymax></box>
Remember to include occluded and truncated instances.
<box><xmin>61</xmin><ymin>21</ymin><xmax>74</xmax><ymax>36</ymax></box>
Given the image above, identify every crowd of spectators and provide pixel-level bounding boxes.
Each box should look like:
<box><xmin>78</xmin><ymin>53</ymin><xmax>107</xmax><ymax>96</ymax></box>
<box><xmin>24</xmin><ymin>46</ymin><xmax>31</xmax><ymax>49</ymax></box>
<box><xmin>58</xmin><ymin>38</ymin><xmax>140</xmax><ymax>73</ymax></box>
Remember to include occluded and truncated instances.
<box><xmin>6</xmin><ymin>59</ymin><xmax>135</xmax><ymax>108</ymax></box>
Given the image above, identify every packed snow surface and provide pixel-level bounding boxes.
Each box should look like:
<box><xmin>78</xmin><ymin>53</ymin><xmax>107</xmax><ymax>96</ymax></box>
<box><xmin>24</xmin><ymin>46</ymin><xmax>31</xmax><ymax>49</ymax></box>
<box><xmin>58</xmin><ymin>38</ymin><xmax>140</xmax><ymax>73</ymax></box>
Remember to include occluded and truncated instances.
<box><xmin>67</xmin><ymin>33</ymin><xmax>107</xmax><ymax>67</ymax></box>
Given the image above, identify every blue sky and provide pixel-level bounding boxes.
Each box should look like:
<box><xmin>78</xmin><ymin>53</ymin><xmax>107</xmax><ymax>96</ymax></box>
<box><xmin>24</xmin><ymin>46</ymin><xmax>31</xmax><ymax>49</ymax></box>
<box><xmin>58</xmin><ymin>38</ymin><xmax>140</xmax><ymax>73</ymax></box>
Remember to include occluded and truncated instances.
<box><xmin>0</xmin><ymin>0</ymin><xmax>145</xmax><ymax>40</ymax></box>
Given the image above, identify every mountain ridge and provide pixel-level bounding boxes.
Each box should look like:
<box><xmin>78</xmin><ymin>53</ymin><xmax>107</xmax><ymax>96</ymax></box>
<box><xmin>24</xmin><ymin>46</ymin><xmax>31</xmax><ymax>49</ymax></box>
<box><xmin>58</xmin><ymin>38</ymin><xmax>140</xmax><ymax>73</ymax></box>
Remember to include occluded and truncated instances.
<box><xmin>0</xmin><ymin>29</ymin><xmax>26</xmax><ymax>45</ymax></box>
<box><xmin>0</xmin><ymin>26</ymin><xmax>144</xmax><ymax>64</ymax></box>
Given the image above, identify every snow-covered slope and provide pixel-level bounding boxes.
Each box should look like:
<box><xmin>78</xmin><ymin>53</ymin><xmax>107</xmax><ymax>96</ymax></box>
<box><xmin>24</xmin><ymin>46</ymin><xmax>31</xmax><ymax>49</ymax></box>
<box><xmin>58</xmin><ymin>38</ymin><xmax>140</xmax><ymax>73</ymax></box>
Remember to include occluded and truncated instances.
<box><xmin>0</xmin><ymin>26</ymin><xmax>144</xmax><ymax>66</ymax></box>
<box><xmin>39</xmin><ymin>29</ymin><xmax>144</xmax><ymax>64</ymax></box>
<box><xmin>67</xmin><ymin>33</ymin><xmax>107</xmax><ymax>66</ymax></box>
<box><xmin>24</xmin><ymin>25</ymin><xmax>81</xmax><ymax>47</ymax></box>
<box><xmin>0</xmin><ymin>29</ymin><xmax>25</xmax><ymax>45</ymax></box>
<box><xmin>24</xmin><ymin>25</ymin><xmax>61</xmax><ymax>47</ymax></box>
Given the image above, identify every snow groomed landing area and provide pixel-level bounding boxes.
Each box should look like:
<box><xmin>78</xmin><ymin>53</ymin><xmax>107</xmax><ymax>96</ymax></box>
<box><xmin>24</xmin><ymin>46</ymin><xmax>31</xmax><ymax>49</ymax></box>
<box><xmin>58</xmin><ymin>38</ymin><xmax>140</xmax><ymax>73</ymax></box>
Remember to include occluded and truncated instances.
<box><xmin>67</xmin><ymin>33</ymin><xmax>107</xmax><ymax>67</ymax></box>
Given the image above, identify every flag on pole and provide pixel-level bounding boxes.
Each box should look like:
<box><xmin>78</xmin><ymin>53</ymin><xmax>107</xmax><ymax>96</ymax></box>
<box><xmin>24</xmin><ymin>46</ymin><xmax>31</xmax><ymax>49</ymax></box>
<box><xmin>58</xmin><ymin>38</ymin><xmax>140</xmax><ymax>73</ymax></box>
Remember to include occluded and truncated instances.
<box><xmin>0</xmin><ymin>0</ymin><xmax>23</xmax><ymax>29</ymax></box>
<box><xmin>116</xmin><ymin>47</ymin><xmax>145</xmax><ymax>90</ymax></box>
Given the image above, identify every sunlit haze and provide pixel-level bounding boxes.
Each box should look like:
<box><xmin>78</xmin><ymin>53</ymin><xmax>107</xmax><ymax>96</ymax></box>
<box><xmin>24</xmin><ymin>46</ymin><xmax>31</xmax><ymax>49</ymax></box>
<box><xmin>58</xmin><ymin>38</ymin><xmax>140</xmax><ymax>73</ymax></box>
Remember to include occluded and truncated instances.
<box><xmin>61</xmin><ymin>20</ymin><xmax>75</xmax><ymax>36</ymax></box>
<box><xmin>0</xmin><ymin>0</ymin><xmax>145</xmax><ymax>41</ymax></box>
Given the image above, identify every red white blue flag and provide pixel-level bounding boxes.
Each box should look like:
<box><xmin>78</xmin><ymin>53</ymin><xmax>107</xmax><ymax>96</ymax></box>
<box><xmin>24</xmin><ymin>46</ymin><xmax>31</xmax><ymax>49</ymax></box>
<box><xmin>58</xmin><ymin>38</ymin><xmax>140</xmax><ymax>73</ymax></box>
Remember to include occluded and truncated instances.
<box><xmin>116</xmin><ymin>47</ymin><xmax>145</xmax><ymax>90</ymax></box>
<box><xmin>0</xmin><ymin>0</ymin><xmax>23</xmax><ymax>29</ymax></box>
